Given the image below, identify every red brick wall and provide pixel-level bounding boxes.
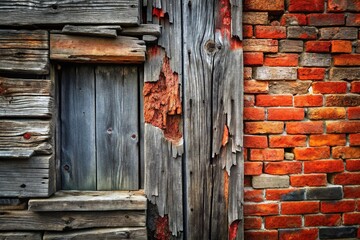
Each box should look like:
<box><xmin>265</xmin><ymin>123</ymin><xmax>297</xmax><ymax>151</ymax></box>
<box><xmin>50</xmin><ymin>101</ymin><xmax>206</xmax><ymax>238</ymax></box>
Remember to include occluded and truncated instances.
<box><xmin>243</xmin><ymin>0</ymin><xmax>360</xmax><ymax>239</ymax></box>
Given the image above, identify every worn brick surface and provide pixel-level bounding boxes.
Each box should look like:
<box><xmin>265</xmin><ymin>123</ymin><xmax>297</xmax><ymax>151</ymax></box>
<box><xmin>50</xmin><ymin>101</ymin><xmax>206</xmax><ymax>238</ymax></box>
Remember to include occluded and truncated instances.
<box><xmin>252</xmin><ymin>174</ymin><xmax>289</xmax><ymax>189</ymax></box>
<box><xmin>288</xmin><ymin>26</ymin><xmax>318</xmax><ymax>39</ymax></box>
<box><xmin>279</xmin><ymin>40</ymin><xmax>303</xmax><ymax>52</ymax></box>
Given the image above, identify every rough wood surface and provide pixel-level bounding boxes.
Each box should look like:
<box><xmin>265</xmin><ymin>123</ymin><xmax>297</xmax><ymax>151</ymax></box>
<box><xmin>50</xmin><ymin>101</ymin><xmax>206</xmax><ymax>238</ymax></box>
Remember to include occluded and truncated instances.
<box><xmin>29</xmin><ymin>190</ymin><xmax>146</xmax><ymax>211</ymax></box>
<box><xmin>62</xmin><ymin>25</ymin><xmax>118</xmax><ymax>38</ymax></box>
<box><xmin>0</xmin><ymin>30</ymin><xmax>49</xmax><ymax>74</ymax></box>
<box><xmin>0</xmin><ymin>150</ymin><xmax>34</xmax><ymax>159</ymax></box>
<box><xmin>0</xmin><ymin>232</ymin><xmax>42</xmax><ymax>240</ymax></box>
<box><xmin>0</xmin><ymin>0</ymin><xmax>139</xmax><ymax>26</ymax></box>
<box><xmin>50</xmin><ymin>34</ymin><xmax>146</xmax><ymax>64</ymax></box>
<box><xmin>0</xmin><ymin>198</ymin><xmax>26</xmax><ymax>210</ymax></box>
<box><xmin>121</xmin><ymin>24</ymin><xmax>161</xmax><ymax>36</ymax></box>
<box><xmin>43</xmin><ymin>228</ymin><xmax>147</xmax><ymax>240</ymax></box>
<box><xmin>0</xmin><ymin>210</ymin><xmax>146</xmax><ymax>231</ymax></box>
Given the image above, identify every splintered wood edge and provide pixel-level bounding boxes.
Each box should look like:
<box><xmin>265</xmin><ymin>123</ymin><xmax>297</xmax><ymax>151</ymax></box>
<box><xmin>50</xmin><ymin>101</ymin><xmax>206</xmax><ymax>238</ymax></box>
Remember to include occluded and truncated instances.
<box><xmin>0</xmin><ymin>150</ymin><xmax>34</xmax><ymax>160</ymax></box>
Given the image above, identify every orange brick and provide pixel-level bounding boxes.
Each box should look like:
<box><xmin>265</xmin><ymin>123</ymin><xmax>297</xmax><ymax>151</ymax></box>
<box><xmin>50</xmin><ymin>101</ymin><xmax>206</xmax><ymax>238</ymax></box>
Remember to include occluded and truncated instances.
<box><xmin>305</xmin><ymin>41</ymin><xmax>331</xmax><ymax>53</ymax></box>
<box><xmin>330</xmin><ymin>172</ymin><xmax>360</xmax><ymax>185</ymax></box>
<box><xmin>264</xmin><ymin>54</ymin><xmax>299</xmax><ymax>66</ymax></box>
<box><xmin>243</xmin><ymin>25</ymin><xmax>253</xmax><ymax>38</ymax></box>
<box><xmin>255</xmin><ymin>26</ymin><xmax>287</xmax><ymax>39</ymax></box>
<box><xmin>244</xmin><ymin>107</ymin><xmax>266</xmax><ymax>121</ymax></box>
<box><xmin>244</xmin><ymin>52</ymin><xmax>264</xmax><ymax>66</ymax></box>
<box><xmin>309</xmin><ymin>134</ymin><xmax>346</xmax><ymax>147</ymax></box>
<box><xmin>327</xmin><ymin>0</ymin><xmax>347</xmax><ymax>12</ymax></box>
<box><xmin>332</xmin><ymin>146</ymin><xmax>360</xmax><ymax>159</ymax></box>
<box><xmin>346</xmin><ymin>159</ymin><xmax>360</xmax><ymax>171</ymax></box>
<box><xmin>294</xmin><ymin>95</ymin><xmax>323</xmax><ymax>107</ymax></box>
<box><xmin>290</xmin><ymin>174</ymin><xmax>327</xmax><ymax>187</ymax></box>
<box><xmin>250</xmin><ymin>149</ymin><xmax>284</xmax><ymax>161</ymax></box>
<box><xmin>244</xmin><ymin>67</ymin><xmax>252</xmax><ymax>80</ymax></box>
<box><xmin>305</xmin><ymin>214</ymin><xmax>341</xmax><ymax>227</ymax></box>
<box><xmin>245</xmin><ymin>122</ymin><xmax>284</xmax><ymax>134</ymax></box>
<box><xmin>269</xmin><ymin>135</ymin><xmax>307</xmax><ymax>147</ymax></box>
<box><xmin>351</xmin><ymin>81</ymin><xmax>360</xmax><ymax>93</ymax></box>
<box><xmin>244</xmin><ymin>189</ymin><xmax>264</xmax><ymax>202</ymax></box>
<box><xmin>307</xmin><ymin>107</ymin><xmax>346</xmax><ymax>120</ymax></box>
<box><xmin>244</xmin><ymin>135</ymin><xmax>268</xmax><ymax>148</ymax></box>
<box><xmin>349</xmin><ymin>133</ymin><xmax>360</xmax><ymax>146</ymax></box>
<box><xmin>348</xmin><ymin>107</ymin><xmax>360</xmax><ymax>119</ymax></box>
<box><xmin>266</xmin><ymin>189</ymin><xmax>302</xmax><ymax>201</ymax></box>
<box><xmin>334</xmin><ymin>54</ymin><xmax>360</xmax><ymax>66</ymax></box>
<box><xmin>312</xmin><ymin>82</ymin><xmax>347</xmax><ymax>94</ymax></box>
<box><xmin>256</xmin><ymin>94</ymin><xmax>293</xmax><ymax>107</ymax></box>
<box><xmin>264</xmin><ymin>162</ymin><xmax>302</xmax><ymax>175</ymax></box>
<box><xmin>304</xmin><ymin>160</ymin><xmax>344</xmax><ymax>173</ymax></box>
<box><xmin>286</xmin><ymin>122</ymin><xmax>323</xmax><ymax>134</ymax></box>
<box><xmin>331</xmin><ymin>40</ymin><xmax>352</xmax><ymax>53</ymax></box>
<box><xmin>244</xmin><ymin>217</ymin><xmax>262</xmax><ymax>230</ymax></box>
<box><xmin>325</xmin><ymin>95</ymin><xmax>360</xmax><ymax>107</ymax></box>
<box><xmin>298</xmin><ymin>68</ymin><xmax>326</xmax><ymax>80</ymax></box>
<box><xmin>327</xmin><ymin>121</ymin><xmax>360</xmax><ymax>133</ymax></box>
<box><xmin>244</xmin><ymin>203</ymin><xmax>279</xmax><ymax>216</ymax></box>
<box><xmin>321</xmin><ymin>200</ymin><xmax>356</xmax><ymax>213</ymax></box>
<box><xmin>244</xmin><ymin>95</ymin><xmax>255</xmax><ymax>107</ymax></box>
<box><xmin>245</xmin><ymin>230</ymin><xmax>278</xmax><ymax>240</ymax></box>
<box><xmin>265</xmin><ymin>216</ymin><xmax>302</xmax><ymax>229</ymax></box>
<box><xmin>244</xmin><ymin>0</ymin><xmax>284</xmax><ymax>11</ymax></box>
<box><xmin>294</xmin><ymin>147</ymin><xmax>330</xmax><ymax>160</ymax></box>
<box><xmin>281</xmin><ymin>201</ymin><xmax>319</xmax><ymax>214</ymax></box>
<box><xmin>267</xmin><ymin>108</ymin><xmax>304</xmax><ymax>121</ymax></box>
<box><xmin>244</xmin><ymin>80</ymin><xmax>269</xmax><ymax>94</ymax></box>
<box><xmin>288</xmin><ymin>0</ymin><xmax>324</xmax><ymax>12</ymax></box>
<box><xmin>343</xmin><ymin>213</ymin><xmax>360</xmax><ymax>225</ymax></box>
<box><xmin>279</xmin><ymin>228</ymin><xmax>318</xmax><ymax>240</ymax></box>
<box><xmin>244</xmin><ymin>162</ymin><xmax>263</xmax><ymax>176</ymax></box>
<box><xmin>280</xmin><ymin>14</ymin><xmax>307</xmax><ymax>26</ymax></box>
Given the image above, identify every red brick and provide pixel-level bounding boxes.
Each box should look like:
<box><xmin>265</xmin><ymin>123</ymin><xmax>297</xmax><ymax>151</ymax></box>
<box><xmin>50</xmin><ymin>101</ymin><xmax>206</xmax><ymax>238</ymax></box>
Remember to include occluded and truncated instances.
<box><xmin>280</xmin><ymin>14</ymin><xmax>307</xmax><ymax>26</ymax></box>
<box><xmin>343</xmin><ymin>213</ymin><xmax>360</xmax><ymax>225</ymax></box>
<box><xmin>305</xmin><ymin>41</ymin><xmax>331</xmax><ymax>53</ymax></box>
<box><xmin>332</xmin><ymin>146</ymin><xmax>360</xmax><ymax>159</ymax></box>
<box><xmin>244</xmin><ymin>52</ymin><xmax>264</xmax><ymax>66</ymax></box>
<box><xmin>244</xmin><ymin>203</ymin><xmax>279</xmax><ymax>216</ymax></box>
<box><xmin>266</xmin><ymin>189</ymin><xmax>301</xmax><ymax>201</ymax></box>
<box><xmin>255</xmin><ymin>26</ymin><xmax>286</xmax><ymax>39</ymax></box>
<box><xmin>304</xmin><ymin>160</ymin><xmax>344</xmax><ymax>173</ymax></box>
<box><xmin>244</xmin><ymin>135</ymin><xmax>268</xmax><ymax>148</ymax></box>
<box><xmin>294</xmin><ymin>147</ymin><xmax>330</xmax><ymax>160</ymax></box>
<box><xmin>351</xmin><ymin>81</ymin><xmax>360</xmax><ymax>93</ymax></box>
<box><xmin>290</xmin><ymin>174</ymin><xmax>327</xmax><ymax>187</ymax></box>
<box><xmin>264</xmin><ymin>162</ymin><xmax>302</xmax><ymax>175</ymax></box>
<box><xmin>269</xmin><ymin>135</ymin><xmax>307</xmax><ymax>147</ymax></box>
<box><xmin>244</xmin><ymin>67</ymin><xmax>252</xmax><ymax>80</ymax></box>
<box><xmin>307</xmin><ymin>13</ymin><xmax>345</xmax><ymax>26</ymax></box>
<box><xmin>327</xmin><ymin>121</ymin><xmax>360</xmax><ymax>133</ymax></box>
<box><xmin>309</xmin><ymin>134</ymin><xmax>346</xmax><ymax>147</ymax></box>
<box><xmin>321</xmin><ymin>200</ymin><xmax>356</xmax><ymax>213</ymax></box>
<box><xmin>256</xmin><ymin>94</ymin><xmax>293</xmax><ymax>107</ymax></box>
<box><xmin>244</xmin><ymin>230</ymin><xmax>278</xmax><ymax>240</ymax></box>
<box><xmin>312</xmin><ymin>82</ymin><xmax>347</xmax><ymax>94</ymax></box>
<box><xmin>244</xmin><ymin>95</ymin><xmax>255</xmax><ymax>107</ymax></box>
<box><xmin>298</xmin><ymin>68</ymin><xmax>326</xmax><ymax>80</ymax></box>
<box><xmin>279</xmin><ymin>228</ymin><xmax>318</xmax><ymax>240</ymax></box>
<box><xmin>347</xmin><ymin>1</ymin><xmax>360</xmax><ymax>12</ymax></box>
<box><xmin>245</xmin><ymin>122</ymin><xmax>284</xmax><ymax>134</ymax></box>
<box><xmin>347</xmin><ymin>13</ymin><xmax>360</xmax><ymax>26</ymax></box>
<box><xmin>308</xmin><ymin>107</ymin><xmax>346</xmax><ymax>120</ymax></box>
<box><xmin>243</xmin><ymin>25</ymin><xmax>253</xmax><ymax>38</ymax></box>
<box><xmin>288</xmin><ymin>0</ymin><xmax>324</xmax><ymax>12</ymax></box>
<box><xmin>325</xmin><ymin>95</ymin><xmax>360</xmax><ymax>107</ymax></box>
<box><xmin>286</xmin><ymin>122</ymin><xmax>323</xmax><ymax>134</ymax></box>
<box><xmin>244</xmin><ymin>107</ymin><xmax>265</xmax><ymax>121</ymax></box>
<box><xmin>305</xmin><ymin>214</ymin><xmax>341</xmax><ymax>227</ymax></box>
<box><xmin>244</xmin><ymin>189</ymin><xmax>264</xmax><ymax>202</ymax></box>
<box><xmin>265</xmin><ymin>216</ymin><xmax>302</xmax><ymax>229</ymax></box>
<box><xmin>327</xmin><ymin>0</ymin><xmax>347</xmax><ymax>12</ymax></box>
<box><xmin>348</xmin><ymin>107</ymin><xmax>360</xmax><ymax>119</ymax></box>
<box><xmin>344</xmin><ymin>186</ymin><xmax>360</xmax><ymax>198</ymax></box>
<box><xmin>267</xmin><ymin>108</ymin><xmax>304</xmax><ymax>121</ymax></box>
<box><xmin>244</xmin><ymin>176</ymin><xmax>252</xmax><ymax>187</ymax></box>
<box><xmin>244</xmin><ymin>80</ymin><xmax>268</xmax><ymax>94</ymax></box>
<box><xmin>331</xmin><ymin>172</ymin><xmax>360</xmax><ymax>185</ymax></box>
<box><xmin>264</xmin><ymin>54</ymin><xmax>298</xmax><ymax>66</ymax></box>
<box><xmin>331</xmin><ymin>40</ymin><xmax>353</xmax><ymax>53</ymax></box>
<box><xmin>294</xmin><ymin>95</ymin><xmax>323</xmax><ymax>107</ymax></box>
<box><xmin>281</xmin><ymin>201</ymin><xmax>319</xmax><ymax>214</ymax></box>
<box><xmin>244</xmin><ymin>217</ymin><xmax>262</xmax><ymax>230</ymax></box>
<box><xmin>334</xmin><ymin>54</ymin><xmax>360</xmax><ymax>66</ymax></box>
<box><xmin>350</xmin><ymin>133</ymin><xmax>360</xmax><ymax>146</ymax></box>
<box><xmin>244</xmin><ymin>162</ymin><xmax>263</xmax><ymax>176</ymax></box>
<box><xmin>346</xmin><ymin>159</ymin><xmax>360</xmax><ymax>171</ymax></box>
<box><xmin>250</xmin><ymin>149</ymin><xmax>284</xmax><ymax>161</ymax></box>
<box><xmin>244</xmin><ymin>0</ymin><xmax>284</xmax><ymax>11</ymax></box>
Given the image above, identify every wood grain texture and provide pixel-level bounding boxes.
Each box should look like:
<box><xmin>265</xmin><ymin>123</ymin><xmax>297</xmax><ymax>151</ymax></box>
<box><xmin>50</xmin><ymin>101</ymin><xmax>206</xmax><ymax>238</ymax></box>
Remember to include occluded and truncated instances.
<box><xmin>0</xmin><ymin>30</ymin><xmax>49</xmax><ymax>74</ymax></box>
<box><xmin>50</xmin><ymin>34</ymin><xmax>146</xmax><ymax>64</ymax></box>
<box><xmin>29</xmin><ymin>190</ymin><xmax>146</xmax><ymax>211</ymax></box>
<box><xmin>43</xmin><ymin>228</ymin><xmax>147</xmax><ymax>240</ymax></box>
<box><xmin>121</xmin><ymin>24</ymin><xmax>161</xmax><ymax>37</ymax></box>
<box><xmin>0</xmin><ymin>210</ymin><xmax>146</xmax><ymax>231</ymax></box>
<box><xmin>0</xmin><ymin>0</ymin><xmax>139</xmax><ymax>26</ymax></box>
<box><xmin>0</xmin><ymin>150</ymin><xmax>34</xmax><ymax>159</ymax></box>
<box><xmin>62</xmin><ymin>25</ymin><xmax>118</xmax><ymax>38</ymax></box>
<box><xmin>0</xmin><ymin>232</ymin><xmax>42</xmax><ymax>240</ymax></box>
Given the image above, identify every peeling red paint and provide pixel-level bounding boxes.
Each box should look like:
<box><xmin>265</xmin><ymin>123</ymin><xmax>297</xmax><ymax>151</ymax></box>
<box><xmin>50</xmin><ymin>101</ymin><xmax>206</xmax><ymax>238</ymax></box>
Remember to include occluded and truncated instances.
<box><xmin>153</xmin><ymin>7</ymin><xmax>165</xmax><ymax>19</ymax></box>
<box><xmin>147</xmin><ymin>46</ymin><xmax>161</xmax><ymax>59</ymax></box>
<box><xmin>143</xmin><ymin>56</ymin><xmax>182</xmax><ymax>143</ymax></box>
<box><xmin>224</xmin><ymin>170</ymin><xmax>229</xmax><ymax>210</ymax></box>
<box><xmin>23</xmin><ymin>133</ymin><xmax>31</xmax><ymax>140</ymax></box>
<box><xmin>155</xmin><ymin>215</ymin><xmax>172</xmax><ymax>240</ymax></box>
<box><xmin>222</xmin><ymin>124</ymin><xmax>229</xmax><ymax>147</ymax></box>
<box><xmin>229</xmin><ymin>220</ymin><xmax>240</xmax><ymax>240</ymax></box>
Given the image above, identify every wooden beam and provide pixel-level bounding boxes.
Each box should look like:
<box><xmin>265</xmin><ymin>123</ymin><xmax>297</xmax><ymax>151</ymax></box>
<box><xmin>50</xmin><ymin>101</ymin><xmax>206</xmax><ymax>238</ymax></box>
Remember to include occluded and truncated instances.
<box><xmin>0</xmin><ymin>0</ymin><xmax>139</xmax><ymax>26</ymax></box>
<box><xmin>0</xmin><ymin>232</ymin><xmax>42</xmax><ymax>240</ymax></box>
<box><xmin>121</xmin><ymin>24</ymin><xmax>161</xmax><ymax>37</ymax></box>
<box><xmin>62</xmin><ymin>25</ymin><xmax>118</xmax><ymax>38</ymax></box>
<box><xmin>0</xmin><ymin>150</ymin><xmax>34</xmax><ymax>159</ymax></box>
<box><xmin>50</xmin><ymin>34</ymin><xmax>146</xmax><ymax>64</ymax></box>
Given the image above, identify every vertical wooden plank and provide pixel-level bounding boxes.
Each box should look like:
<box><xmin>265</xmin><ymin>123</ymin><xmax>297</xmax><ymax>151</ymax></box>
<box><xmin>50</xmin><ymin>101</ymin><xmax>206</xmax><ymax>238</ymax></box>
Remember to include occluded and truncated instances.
<box><xmin>139</xmin><ymin>66</ymin><xmax>145</xmax><ymax>189</ymax></box>
<box><xmin>60</xmin><ymin>65</ymin><xmax>96</xmax><ymax>190</ymax></box>
<box><xmin>95</xmin><ymin>66</ymin><xmax>139</xmax><ymax>190</ymax></box>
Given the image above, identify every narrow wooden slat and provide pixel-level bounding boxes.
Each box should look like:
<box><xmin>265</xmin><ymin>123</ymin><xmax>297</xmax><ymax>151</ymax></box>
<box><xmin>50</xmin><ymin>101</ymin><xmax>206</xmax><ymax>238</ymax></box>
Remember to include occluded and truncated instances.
<box><xmin>0</xmin><ymin>198</ymin><xmax>27</xmax><ymax>210</ymax></box>
<box><xmin>62</xmin><ymin>25</ymin><xmax>118</xmax><ymax>38</ymax></box>
<box><xmin>0</xmin><ymin>0</ymin><xmax>139</xmax><ymax>26</ymax></box>
<box><xmin>0</xmin><ymin>78</ymin><xmax>51</xmax><ymax>96</ymax></box>
<box><xmin>0</xmin><ymin>150</ymin><xmax>34</xmax><ymax>159</ymax></box>
<box><xmin>0</xmin><ymin>210</ymin><xmax>146</xmax><ymax>231</ymax></box>
<box><xmin>0</xmin><ymin>232</ymin><xmax>42</xmax><ymax>240</ymax></box>
<box><xmin>95</xmin><ymin>66</ymin><xmax>139</xmax><ymax>190</ymax></box>
<box><xmin>121</xmin><ymin>24</ymin><xmax>161</xmax><ymax>36</ymax></box>
<box><xmin>29</xmin><ymin>190</ymin><xmax>146</xmax><ymax>211</ymax></box>
<box><xmin>50</xmin><ymin>34</ymin><xmax>145</xmax><ymax>64</ymax></box>
<box><xmin>60</xmin><ymin>65</ymin><xmax>96</xmax><ymax>190</ymax></box>
<box><xmin>43</xmin><ymin>228</ymin><xmax>147</xmax><ymax>240</ymax></box>
<box><xmin>0</xmin><ymin>96</ymin><xmax>52</xmax><ymax>118</ymax></box>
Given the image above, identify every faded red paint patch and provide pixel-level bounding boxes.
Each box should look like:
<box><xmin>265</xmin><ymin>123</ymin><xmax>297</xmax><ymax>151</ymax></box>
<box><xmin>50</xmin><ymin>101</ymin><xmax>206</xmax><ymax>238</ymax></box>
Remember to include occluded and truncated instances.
<box><xmin>224</xmin><ymin>170</ymin><xmax>229</xmax><ymax>210</ymax></box>
<box><xmin>222</xmin><ymin>124</ymin><xmax>229</xmax><ymax>147</ymax></box>
<box><xmin>229</xmin><ymin>220</ymin><xmax>240</xmax><ymax>240</ymax></box>
<box><xmin>155</xmin><ymin>215</ymin><xmax>172</xmax><ymax>240</ymax></box>
<box><xmin>147</xmin><ymin>46</ymin><xmax>161</xmax><ymax>59</ymax></box>
<box><xmin>23</xmin><ymin>133</ymin><xmax>31</xmax><ymax>140</ymax></box>
<box><xmin>153</xmin><ymin>7</ymin><xmax>165</xmax><ymax>18</ymax></box>
<box><xmin>143</xmin><ymin>56</ymin><xmax>182</xmax><ymax>143</ymax></box>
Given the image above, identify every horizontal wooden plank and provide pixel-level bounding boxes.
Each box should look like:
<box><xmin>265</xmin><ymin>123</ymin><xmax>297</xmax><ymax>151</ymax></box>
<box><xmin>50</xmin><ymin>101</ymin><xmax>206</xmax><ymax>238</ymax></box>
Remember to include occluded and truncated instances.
<box><xmin>0</xmin><ymin>210</ymin><xmax>146</xmax><ymax>230</ymax></box>
<box><xmin>0</xmin><ymin>198</ymin><xmax>27</xmax><ymax>210</ymax></box>
<box><xmin>0</xmin><ymin>30</ymin><xmax>48</xmax><ymax>49</ymax></box>
<box><xmin>43</xmin><ymin>228</ymin><xmax>146</xmax><ymax>240</ymax></box>
<box><xmin>50</xmin><ymin>34</ymin><xmax>145</xmax><ymax>63</ymax></box>
<box><xmin>29</xmin><ymin>190</ymin><xmax>146</xmax><ymax>211</ymax></box>
<box><xmin>0</xmin><ymin>156</ymin><xmax>51</xmax><ymax>169</ymax></box>
<box><xmin>0</xmin><ymin>78</ymin><xmax>51</xmax><ymax>96</ymax></box>
<box><xmin>0</xmin><ymin>120</ymin><xmax>50</xmax><ymax>137</ymax></box>
<box><xmin>121</xmin><ymin>24</ymin><xmax>161</xmax><ymax>36</ymax></box>
<box><xmin>0</xmin><ymin>232</ymin><xmax>42</xmax><ymax>240</ymax></box>
<box><xmin>62</xmin><ymin>25</ymin><xmax>118</xmax><ymax>38</ymax></box>
<box><xmin>0</xmin><ymin>0</ymin><xmax>139</xmax><ymax>26</ymax></box>
<box><xmin>0</xmin><ymin>150</ymin><xmax>34</xmax><ymax>159</ymax></box>
<box><xmin>0</xmin><ymin>96</ymin><xmax>53</xmax><ymax>118</ymax></box>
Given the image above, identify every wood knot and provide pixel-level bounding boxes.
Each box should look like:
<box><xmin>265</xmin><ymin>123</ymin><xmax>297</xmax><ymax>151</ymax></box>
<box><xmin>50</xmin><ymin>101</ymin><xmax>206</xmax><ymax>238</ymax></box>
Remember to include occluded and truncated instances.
<box><xmin>205</xmin><ymin>40</ymin><xmax>216</xmax><ymax>53</ymax></box>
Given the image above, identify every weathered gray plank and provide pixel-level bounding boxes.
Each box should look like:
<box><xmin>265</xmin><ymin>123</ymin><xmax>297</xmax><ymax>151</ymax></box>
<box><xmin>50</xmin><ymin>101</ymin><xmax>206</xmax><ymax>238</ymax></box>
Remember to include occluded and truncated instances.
<box><xmin>0</xmin><ymin>198</ymin><xmax>27</xmax><ymax>210</ymax></box>
<box><xmin>0</xmin><ymin>0</ymin><xmax>139</xmax><ymax>26</ymax></box>
<box><xmin>0</xmin><ymin>232</ymin><xmax>42</xmax><ymax>240</ymax></box>
<box><xmin>0</xmin><ymin>150</ymin><xmax>34</xmax><ymax>159</ymax></box>
<box><xmin>121</xmin><ymin>24</ymin><xmax>161</xmax><ymax>36</ymax></box>
<box><xmin>0</xmin><ymin>78</ymin><xmax>51</xmax><ymax>96</ymax></box>
<box><xmin>60</xmin><ymin>65</ymin><xmax>96</xmax><ymax>190</ymax></box>
<box><xmin>0</xmin><ymin>96</ymin><xmax>52</xmax><ymax>118</ymax></box>
<box><xmin>29</xmin><ymin>190</ymin><xmax>146</xmax><ymax>211</ymax></box>
<box><xmin>50</xmin><ymin>34</ymin><xmax>146</xmax><ymax>64</ymax></box>
<box><xmin>62</xmin><ymin>25</ymin><xmax>118</xmax><ymax>38</ymax></box>
<box><xmin>0</xmin><ymin>210</ymin><xmax>146</xmax><ymax>231</ymax></box>
<box><xmin>95</xmin><ymin>66</ymin><xmax>139</xmax><ymax>190</ymax></box>
<box><xmin>0</xmin><ymin>30</ymin><xmax>48</xmax><ymax>49</ymax></box>
<box><xmin>43</xmin><ymin>228</ymin><xmax>147</xmax><ymax>240</ymax></box>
